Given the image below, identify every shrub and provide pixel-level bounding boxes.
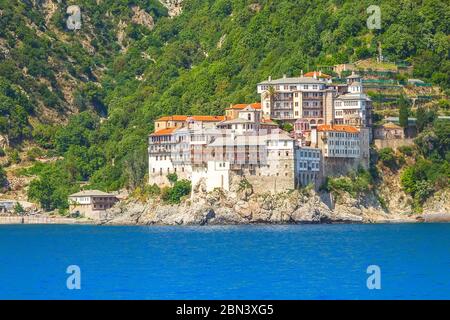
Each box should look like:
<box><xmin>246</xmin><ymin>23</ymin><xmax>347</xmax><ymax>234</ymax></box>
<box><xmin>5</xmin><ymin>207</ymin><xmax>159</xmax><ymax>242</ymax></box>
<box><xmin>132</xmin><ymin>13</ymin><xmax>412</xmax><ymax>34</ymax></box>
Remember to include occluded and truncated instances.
<box><xmin>0</xmin><ymin>165</ymin><xmax>8</xmax><ymax>189</ymax></box>
<box><xmin>167</xmin><ymin>173</ymin><xmax>178</xmax><ymax>185</ymax></box>
<box><xmin>281</xmin><ymin>123</ymin><xmax>294</xmax><ymax>133</ymax></box>
<box><xmin>378</xmin><ymin>148</ymin><xmax>397</xmax><ymax>169</ymax></box>
<box><xmin>161</xmin><ymin>180</ymin><xmax>191</xmax><ymax>204</ymax></box>
<box><xmin>26</xmin><ymin>147</ymin><xmax>44</xmax><ymax>161</ymax></box>
<box><xmin>324</xmin><ymin>168</ymin><xmax>372</xmax><ymax>197</ymax></box>
<box><xmin>238</xmin><ymin>178</ymin><xmax>252</xmax><ymax>192</ymax></box>
<box><xmin>398</xmin><ymin>146</ymin><xmax>413</xmax><ymax>156</ymax></box>
<box><xmin>8</xmin><ymin>149</ymin><xmax>21</xmax><ymax>164</ymax></box>
<box><xmin>146</xmin><ymin>183</ymin><xmax>161</xmax><ymax>197</ymax></box>
<box><xmin>14</xmin><ymin>202</ymin><xmax>25</xmax><ymax>215</ymax></box>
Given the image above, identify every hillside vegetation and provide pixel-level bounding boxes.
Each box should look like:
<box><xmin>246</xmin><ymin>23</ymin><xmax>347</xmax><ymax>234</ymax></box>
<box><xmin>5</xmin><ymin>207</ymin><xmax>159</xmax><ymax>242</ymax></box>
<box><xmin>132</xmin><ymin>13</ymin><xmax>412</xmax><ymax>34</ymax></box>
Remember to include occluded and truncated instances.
<box><xmin>0</xmin><ymin>0</ymin><xmax>448</xmax><ymax>212</ymax></box>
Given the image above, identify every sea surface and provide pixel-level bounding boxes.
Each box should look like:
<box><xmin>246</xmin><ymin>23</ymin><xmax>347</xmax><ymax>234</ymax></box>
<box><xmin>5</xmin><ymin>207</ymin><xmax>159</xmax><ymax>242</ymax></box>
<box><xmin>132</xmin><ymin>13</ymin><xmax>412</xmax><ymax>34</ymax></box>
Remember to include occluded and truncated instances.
<box><xmin>0</xmin><ymin>223</ymin><xmax>449</xmax><ymax>299</ymax></box>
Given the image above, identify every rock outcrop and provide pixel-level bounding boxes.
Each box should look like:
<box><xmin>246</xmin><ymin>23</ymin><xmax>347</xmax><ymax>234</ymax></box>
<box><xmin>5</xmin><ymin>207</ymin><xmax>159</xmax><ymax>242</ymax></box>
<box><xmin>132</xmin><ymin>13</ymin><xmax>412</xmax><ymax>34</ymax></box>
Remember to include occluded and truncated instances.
<box><xmin>131</xmin><ymin>6</ymin><xmax>155</xmax><ymax>30</ymax></box>
<box><xmin>159</xmin><ymin>0</ymin><xmax>183</xmax><ymax>17</ymax></box>
<box><xmin>102</xmin><ymin>178</ymin><xmax>417</xmax><ymax>226</ymax></box>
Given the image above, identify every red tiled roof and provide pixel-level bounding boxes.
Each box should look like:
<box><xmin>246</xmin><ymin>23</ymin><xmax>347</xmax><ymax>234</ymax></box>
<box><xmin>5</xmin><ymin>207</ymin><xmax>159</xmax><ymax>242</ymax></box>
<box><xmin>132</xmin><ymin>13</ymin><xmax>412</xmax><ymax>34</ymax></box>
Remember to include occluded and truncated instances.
<box><xmin>150</xmin><ymin>128</ymin><xmax>177</xmax><ymax>136</ymax></box>
<box><xmin>156</xmin><ymin>115</ymin><xmax>225</xmax><ymax>122</ymax></box>
<box><xmin>317</xmin><ymin>125</ymin><xmax>359</xmax><ymax>133</ymax></box>
<box><xmin>155</xmin><ymin>115</ymin><xmax>188</xmax><ymax>122</ymax></box>
<box><xmin>261</xmin><ymin>118</ymin><xmax>278</xmax><ymax>125</ymax></box>
<box><xmin>227</xmin><ymin>103</ymin><xmax>262</xmax><ymax>110</ymax></box>
<box><xmin>304</xmin><ymin>71</ymin><xmax>332</xmax><ymax>79</ymax></box>
<box><xmin>188</xmin><ymin>115</ymin><xmax>226</xmax><ymax>122</ymax></box>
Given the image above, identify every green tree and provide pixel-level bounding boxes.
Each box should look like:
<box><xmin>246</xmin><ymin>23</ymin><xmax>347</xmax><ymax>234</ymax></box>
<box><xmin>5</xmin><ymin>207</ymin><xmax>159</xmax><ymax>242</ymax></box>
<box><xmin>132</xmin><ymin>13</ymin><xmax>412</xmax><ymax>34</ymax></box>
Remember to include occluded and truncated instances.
<box><xmin>28</xmin><ymin>176</ymin><xmax>69</xmax><ymax>211</ymax></box>
<box><xmin>416</xmin><ymin>107</ymin><xmax>436</xmax><ymax>133</ymax></box>
<box><xmin>378</xmin><ymin>148</ymin><xmax>397</xmax><ymax>169</ymax></box>
<box><xmin>398</xmin><ymin>95</ymin><xmax>410</xmax><ymax>128</ymax></box>
<box><xmin>9</xmin><ymin>149</ymin><xmax>21</xmax><ymax>164</ymax></box>
<box><xmin>0</xmin><ymin>165</ymin><xmax>8</xmax><ymax>189</ymax></box>
<box><xmin>167</xmin><ymin>173</ymin><xmax>178</xmax><ymax>185</ymax></box>
<box><xmin>161</xmin><ymin>179</ymin><xmax>191</xmax><ymax>204</ymax></box>
<box><xmin>14</xmin><ymin>202</ymin><xmax>25</xmax><ymax>215</ymax></box>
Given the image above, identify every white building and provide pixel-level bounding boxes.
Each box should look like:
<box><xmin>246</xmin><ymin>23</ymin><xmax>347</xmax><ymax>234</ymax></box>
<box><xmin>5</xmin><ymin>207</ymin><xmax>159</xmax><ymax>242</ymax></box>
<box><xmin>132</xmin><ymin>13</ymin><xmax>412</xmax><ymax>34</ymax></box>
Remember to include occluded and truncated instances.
<box><xmin>311</xmin><ymin>125</ymin><xmax>361</xmax><ymax>158</ymax></box>
<box><xmin>68</xmin><ymin>190</ymin><xmax>118</xmax><ymax>220</ymax></box>
<box><xmin>295</xmin><ymin>147</ymin><xmax>322</xmax><ymax>188</ymax></box>
<box><xmin>257</xmin><ymin>73</ymin><xmax>332</xmax><ymax>122</ymax></box>
<box><xmin>334</xmin><ymin>74</ymin><xmax>372</xmax><ymax>128</ymax></box>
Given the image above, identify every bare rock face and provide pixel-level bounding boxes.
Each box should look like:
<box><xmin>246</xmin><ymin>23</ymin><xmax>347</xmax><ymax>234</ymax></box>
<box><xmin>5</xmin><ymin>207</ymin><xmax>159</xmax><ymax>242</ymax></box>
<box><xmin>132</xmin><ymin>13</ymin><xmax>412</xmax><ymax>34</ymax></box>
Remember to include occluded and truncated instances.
<box><xmin>249</xmin><ymin>3</ymin><xmax>262</xmax><ymax>13</ymax></box>
<box><xmin>377</xmin><ymin>169</ymin><xmax>413</xmax><ymax>214</ymax></box>
<box><xmin>103</xmin><ymin>183</ymin><xmax>399</xmax><ymax>225</ymax></box>
<box><xmin>159</xmin><ymin>0</ymin><xmax>183</xmax><ymax>17</ymax></box>
<box><xmin>131</xmin><ymin>6</ymin><xmax>155</xmax><ymax>30</ymax></box>
<box><xmin>423</xmin><ymin>189</ymin><xmax>450</xmax><ymax>214</ymax></box>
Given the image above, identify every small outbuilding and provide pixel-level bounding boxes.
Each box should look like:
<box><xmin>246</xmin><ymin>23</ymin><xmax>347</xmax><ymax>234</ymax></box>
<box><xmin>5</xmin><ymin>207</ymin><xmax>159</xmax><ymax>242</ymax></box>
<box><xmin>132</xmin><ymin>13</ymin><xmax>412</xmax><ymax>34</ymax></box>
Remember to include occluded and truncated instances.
<box><xmin>68</xmin><ymin>190</ymin><xmax>119</xmax><ymax>220</ymax></box>
<box><xmin>373</xmin><ymin>122</ymin><xmax>405</xmax><ymax>140</ymax></box>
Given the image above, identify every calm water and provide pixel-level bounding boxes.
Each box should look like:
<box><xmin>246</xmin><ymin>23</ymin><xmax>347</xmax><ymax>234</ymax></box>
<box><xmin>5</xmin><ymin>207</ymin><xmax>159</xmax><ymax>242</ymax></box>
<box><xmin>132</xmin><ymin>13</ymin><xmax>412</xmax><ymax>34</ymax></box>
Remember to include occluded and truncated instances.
<box><xmin>0</xmin><ymin>223</ymin><xmax>449</xmax><ymax>299</ymax></box>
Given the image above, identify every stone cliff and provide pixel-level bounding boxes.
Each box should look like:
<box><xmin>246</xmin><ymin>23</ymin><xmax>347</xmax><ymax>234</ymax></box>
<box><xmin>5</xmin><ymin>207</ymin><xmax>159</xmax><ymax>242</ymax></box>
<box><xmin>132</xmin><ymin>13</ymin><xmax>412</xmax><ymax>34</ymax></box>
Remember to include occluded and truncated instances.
<box><xmin>102</xmin><ymin>176</ymin><xmax>424</xmax><ymax>226</ymax></box>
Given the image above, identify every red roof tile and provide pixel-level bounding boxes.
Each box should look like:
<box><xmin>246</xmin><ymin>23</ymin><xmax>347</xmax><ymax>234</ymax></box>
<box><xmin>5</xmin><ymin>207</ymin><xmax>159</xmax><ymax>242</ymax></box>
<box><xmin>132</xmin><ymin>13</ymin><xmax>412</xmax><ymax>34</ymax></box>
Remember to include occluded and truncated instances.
<box><xmin>317</xmin><ymin>125</ymin><xmax>359</xmax><ymax>133</ymax></box>
<box><xmin>150</xmin><ymin>127</ymin><xmax>177</xmax><ymax>136</ymax></box>
<box><xmin>304</xmin><ymin>71</ymin><xmax>332</xmax><ymax>79</ymax></box>
<box><xmin>227</xmin><ymin>103</ymin><xmax>262</xmax><ymax>110</ymax></box>
<box><xmin>188</xmin><ymin>115</ymin><xmax>226</xmax><ymax>122</ymax></box>
<box><xmin>155</xmin><ymin>115</ymin><xmax>188</xmax><ymax>122</ymax></box>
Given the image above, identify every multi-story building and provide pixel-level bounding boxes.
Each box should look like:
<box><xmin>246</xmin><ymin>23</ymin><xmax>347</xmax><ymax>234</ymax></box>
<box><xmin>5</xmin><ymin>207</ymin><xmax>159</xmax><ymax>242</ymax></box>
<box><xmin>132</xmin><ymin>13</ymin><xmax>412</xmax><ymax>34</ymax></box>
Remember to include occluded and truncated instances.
<box><xmin>148</xmin><ymin>105</ymin><xmax>297</xmax><ymax>192</ymax></box>
<box><xmin>148</xmin><ymin>127</ymin><xmax>179</xmax><ymax>186</ymax></box>
<box><xmin>68</xmin><ymin>190</ymin><xmax>118</xmax><ymax>220</ymax></box>
<box><xmin>333</xmin><ymin>74</ymin><xmax>372</xmax><ymax>128</ymax></box>
<box><xmin>295</xmin><ymin>147</ymin><xmax>322</xmax><ymax>188</ymax></box>
<box><xmin>312</xmin><ymin>125</ymin><xmax>361</xmax><ymax>158</ymax></box>
<box><xmin>257</xmin><ymin>73</ymin><xmax>333</xmax><ymax>123</ymax></box>
<box><xmin>225</xmin><ymin>103</ymin><xmax>261</xmax><ymax>120</ymax></box>
<box><xmin>257</xmin><ymin>72</ymin><xmax>371</xmax><ymax>131</ymax></box>
<box><xmin>148</xmin><ymin>70</ymin><xmax>374</xmax><ymax>194</ymax></box>
<box><xmin>201</xmin><ymin>130</ymin><xmax>295</xmax><ymax>193</ymax></box>
<box><xmin>154</xmin><ymin>115</ymin><xmax>225</xmax><ymax>132</ymax></box>
<box><xmin>311</xmin><ymin>124</ymin><xmax>370</xmax><ymax>176</ymax></box>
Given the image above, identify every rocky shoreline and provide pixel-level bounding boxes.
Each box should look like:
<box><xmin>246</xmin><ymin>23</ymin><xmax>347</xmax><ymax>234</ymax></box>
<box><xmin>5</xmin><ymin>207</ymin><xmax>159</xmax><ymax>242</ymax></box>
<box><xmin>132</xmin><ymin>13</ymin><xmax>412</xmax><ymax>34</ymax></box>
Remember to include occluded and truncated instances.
<box><xmin>100</xmin><ymin>181</ymin><xmax>433</xmax><ymax>226</ymax></box>
<box><xmin>2</xmin><ymin>181</ymin><xmax>448</xmax><ymax>226</ymax></box>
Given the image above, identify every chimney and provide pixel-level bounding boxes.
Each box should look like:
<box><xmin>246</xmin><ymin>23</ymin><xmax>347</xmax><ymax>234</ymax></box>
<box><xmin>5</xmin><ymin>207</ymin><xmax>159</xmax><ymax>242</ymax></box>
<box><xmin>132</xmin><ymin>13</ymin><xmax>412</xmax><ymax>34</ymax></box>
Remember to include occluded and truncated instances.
<box><xmin>319</xmin><ymin>70</ymin><xmax>322</xmax><ymax>76</ymax></box>
<box><xmin>283</xmin><ymin>74</ymin><xmax>287</xmax><ymax>79</ymax></box>
<box><xmin>301</xmin><ymin>70</ymin><xmax>304</xmax><ymax>77</ymax></box>
<box><xmin>268</xmin><ymin>75</ymin><xmax>272</xmax><ymax>81</ymax></box>
<box><xmin>313</xmin><ymin>71</ymin><xmax>317</xmax><ymax>79</ymax></box>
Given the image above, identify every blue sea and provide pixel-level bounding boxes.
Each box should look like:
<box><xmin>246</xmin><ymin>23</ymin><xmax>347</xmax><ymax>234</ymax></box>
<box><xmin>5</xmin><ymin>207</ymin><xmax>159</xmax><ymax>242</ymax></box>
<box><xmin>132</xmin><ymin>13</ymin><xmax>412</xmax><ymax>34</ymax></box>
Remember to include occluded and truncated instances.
<box><xmin>0</xmin><ymin>223</ymin><xmax>449</xmax><ymax>299</ymax></box>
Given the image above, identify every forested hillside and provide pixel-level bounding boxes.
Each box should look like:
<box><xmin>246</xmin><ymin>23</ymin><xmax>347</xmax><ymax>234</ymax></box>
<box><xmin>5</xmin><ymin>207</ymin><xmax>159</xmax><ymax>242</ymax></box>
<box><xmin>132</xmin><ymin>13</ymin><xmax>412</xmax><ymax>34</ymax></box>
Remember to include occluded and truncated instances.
<box><xmin>0</xmin><ymin>0</ymin><xmax>448</xmax><ymax>211</ymax></box>
<box><xmin>0</xmin><ymin>0</ymin><xmax>167</xmax><ymax>141</ymax></box>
